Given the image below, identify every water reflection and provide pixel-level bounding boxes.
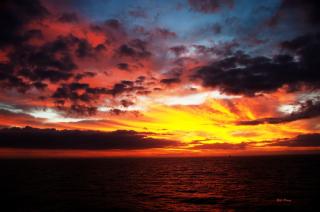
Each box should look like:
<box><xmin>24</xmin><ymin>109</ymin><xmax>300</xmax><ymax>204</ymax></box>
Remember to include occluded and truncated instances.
<box><xmin>0</xmin><ymin>155</ymin><xmax>319</xmax><ymax>211</ymax></box>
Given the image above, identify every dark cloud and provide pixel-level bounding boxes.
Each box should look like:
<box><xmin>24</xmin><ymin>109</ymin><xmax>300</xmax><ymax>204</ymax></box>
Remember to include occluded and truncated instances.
<box><xmin>104</xmin><ymin>19</ymin><xmax>122</xmax><ymax>30</ymax></box>
<box><xmin>188</xmin><ymin>0</ymin><xmax>234</xmax><ymax>13</ymax></box>
<box><xmin>67</xmin><ymin>104</ymin><xmax>97</xmax><ymax>116</ymax></box>
<box><xmin>192</xmin><ymin>33</ymin><xmax>320</xmax><ymax>96</ymax></box>
<box><xmin>128</xmin><ymin>8</ymin><xmax>147</xmax><ymax>18</ymax></box>
<box><xmin>269</xmin><ymin>134</ymin><xmax>320</xmax><ymax>147</ymax></box>
<box><xmin>9</xmin><ymin>36</ymin><xmax>79</xmax><ymax>83</ymax></box>
<box><xmin>13</xmin><ymin>33</ymin><xmax>97</xmax><ymax>66</ymax></box>
<box><xmin>52</xmin><ymin>82</ymin><xmax>112</xmax><ymax>116</ymax></box>
<box><xmin>23</xmin><ymin>29</ymin><xmax>43</xmax><ymax>40</ymax></box>
<box><xmin>53</xmin><ymin>101</ymin><xmax>98</xmax><ymax>116</ymax></box>
<box><xmin>0</xmin><ymin>33</ymin><xmax>104</xmax><ymax>94</ymax></box>
<box><xmin>15</xmin><ymin>37</ymin><xmax>77</xmax><ymax>72</ymax></box>
<box><xmin>0</xmin><ymin>2</ymin><xmax>132</xmax><ymax>118</ymax></box>
<box><xmin>58</xmin><ymin>12</ymin><xmax>79</xmax><ymax>23</ymax></box>
<box><xmin>52</xmin><ymin>78</ymin><xmax>150</xmax><ymax>115</ymax></box>
<box><xmin>95</xmin><ymin>44</ymin><xmax>106</xmax><ymax>52</ymax></box>
<box><xmin>52</xmin><ymin>82</ymin><xmax>109</xmax><ymax>103</ymax></box>
<box><xmin>109</xmin><ymin>80</ymin><xmax>145</xmax><ymax>96</ymax></box>
<box><xmin>52</xmin><ymin>79</ymin><xmax>149</xmax><ymax>113</ymax></box>
<box><xmin>76</xmin><ymin>39</ymin><xmax>95</xmax><ymax>58</ymax></box>
<box><xmin>117</xmin><ymin>39</ymin><xmax>151</xmax><ymax>59</ymax></box>
<box><xmin>192</xmin><ymin>41</ymin><xmax>238</xmax><ymax>57</ymax></box>
<box><xmin>170</xmin><ymin>45</ymin><xmax>188</xmax><ymax>57</ymax></box>
<box><xmin>108</xmin><ymin>108</ymin><xmax>124</xmax><ymax>115</ymax></box>
<box><xmin>120</xmin><ymin>99</ymin><xmax>134</xmax><ymax>107</ymax></box>
<box><xmin>117</xmin><ymin>63</ymin><xmax>130</xmax><ymax>71</ymax></box>
<box><xmin>23</xmin><ymin>69</ymin><xmax>74</xmax><ymax>83</ymax></box>
<box><xmin>133</xmin><ymin>26</ymin><xmax>176</xmax><ymax>40</ymax></box>
<box><xmin>0</xmin><ymin>127</ymin><xmax>179</xmax><ymax>150</ymax></box>
<box><xmin>118</xmin><ymin>45</ymin><xmax>135</xmax><ymax>56</ymax></box>
<box><xmin>0</xmin><ymin>0</ymin><xmax>48</xmax><ymax>47</ymax></box>
<box><xmin>237</xmin><ymin>99</ymin><xmax>320</xmax><ymax>125</ymax></box>
<box><xmin>99</xmin><ymin>19</ymin><xmax>127</xmax><ymax>43</ymax></box>
<box><xmin>135</xmin><ymin>76</ymin><xmax>146</xmax><ymax>84</ymax></box>
<box><xmin>32</xmin><ymin>81</ymin><xmax>48</xmax><ymax>90</ymax></box>
<box><xmin>160</xmin><ymin>78</ymin><xmax>181</xmax><ymax>85</ymax></box>
<box><xmin>74</xmin><ymin>72</ymin><xmax>96</xmax><ymax>81</ymax></box>
<box><xmin>0</xmin><ymin>63</ymin><xmax>30</xmax><ymax>92</ymax></box>
<box><xmin>153</xmin><ymin>28</ymin><xmax>176</xmax><ymax>39</ymax></box>
<box><xmin>268</xmin><ymin>0</ymin><xmax>320</xmax><ymax>27</ymax></box>
<box><xmin>53</xmin><ymin>83</ymin><xmax>90</xmax><ymax>102</ymax></box>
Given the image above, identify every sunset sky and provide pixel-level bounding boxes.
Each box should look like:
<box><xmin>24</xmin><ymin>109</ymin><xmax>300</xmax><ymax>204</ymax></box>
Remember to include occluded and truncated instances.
<box><xmin>0</xmin><ymin>0</ymin><xmax>320</xmax><ymax>157</ymax></box>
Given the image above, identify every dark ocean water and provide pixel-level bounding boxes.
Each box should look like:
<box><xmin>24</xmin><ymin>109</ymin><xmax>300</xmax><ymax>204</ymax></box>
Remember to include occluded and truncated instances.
<box><xmin>1</xmin><ymin>155</ymin><xmax>320</xmax><ymax>211</ymax></box>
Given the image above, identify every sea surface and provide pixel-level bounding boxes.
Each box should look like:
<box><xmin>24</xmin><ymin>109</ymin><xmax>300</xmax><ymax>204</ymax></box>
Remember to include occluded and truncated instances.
<box><xmin>1</xmin><ymin>155</ymin><xmax>320</xmax><ymax>211</ymax></box>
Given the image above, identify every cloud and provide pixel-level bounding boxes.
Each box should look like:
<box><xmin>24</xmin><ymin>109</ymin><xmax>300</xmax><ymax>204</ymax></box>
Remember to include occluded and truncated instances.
<box><xmin>8</xmin><ymin>35</ymin><xmax>79</xmax><ymax>82</ymax></box>
<box><xmin>75</xmin><ymin>39</ymin><xmax>95</xmax><ymax>58</ymax></box>
<box><xmin>48</xmin><ymin>78</ymin><xmax>151</xmax><ymax>116</ymax></box>
<box><xmin>109</xmin><ymin>80</ymin><xmax>146</xmax><ymax>96</ymax></box>
<box><xmin>53</xmin><ymin>83</ymin><xmax>91</xmax><ymax>102</ymax></box>
<box><xmin>32</xmin><ymin>81</ymin><xmax>48</xmax><ymax>90</ymax></box>
<box><xmin>237</xmin><ymin>99</ymin><xmax>320</xmax><ymax>125</ymax></box>
<box><xmin>61</xmin><ymin>104</ymin><xmax>98</xmax><ymax>116</ymax></box>
<box><xmin>58</xmin><ymin>12</ymin><xmax>79</xmax><ymax>23</ymax></box>
<box><xmin>192</xmin><ymin>33</ymin><xmax>320</xmax><ymax>96</ymax></box>
<box><xmin>128</xmin><ymin>8</ymin><xmax>147</xmax><ymax>18</ymax></box>
<box><xmin>269</xmin><ymin>133</ymin><xmax>320</xmax><ymax>147</ymax></box>
<box><xmin>51</xmin><ymin>78</ymin><xmax>151</xmax><ymax>115</ymax></box>
<box><xmin>135</xmin><ymin>76</ymin><xmax>146</xmax><ymax>84</ymax></box>
<box><xmin>117</xmin><ymin>39</ymin><xmax>151</xmax><ymax>59</ymax></box>
<box><xmin>0</xmin><ymin>32</ymin><xmax>107</xmax><ymax>95</ymax></box>
<box><xmin>74</xmin><ymin>72</ymin><xmax>96</xmax><ymax>81</ymax></box>
<box><xmin>0</xmin><ymin>64</ymin><xmax>31</xmax><ymax>92</ymax></box>
<box><xmin>268</xmin><ymin>0</ymin><xmax>320</xmax><ymax>27</ymax></box>
<box><xmin>120</xmin><ymin>99</ymin><xmax>134</xmax><ymax>107</ymax></box>
<box><xmin>160</xmin><ymin>78</ymin><xmax>181</xmax><ymax>85</ymax></box>
<box><xmin>0</xmin><ymin>127</ymin><xmax>179</xmax><ymax>150</ymax></box>
<box><xmin>192</xmin><ymin>41</ymin><xmax>238</xmax><ymax>57</ymax></box>
<box><xmin>117</xmin><ymin>63</ymin><xmax>130</xmax><ymax>71</ymax></box>
<box><xmin>104</xmin><ymin>19</ymin><xmax>122</xmax><ymax>30</ymax></box>
<box><xmin>152</xmin><ymin>28</ymin><xmax>176</xmax><ymax>39</ymax></box>
<box><xmin>170</xmin><ymin>45</ymin><xmax>188</xmax><ymax>57</ymax></box>
<box><xmin>0</xmin><ymin>109</ymin><xmax>45</xmax><ymax>127</ymax></box>
<box><xmin>0</xmin><ymin>0</ymin><xmax>48</xmax><ymax>47</ymax></box>
<box><xmin>188</xmin><ymin>0</ymin><xmax>234</xmax><ymax>13</ymax></box>
<box><xmin>52</xmin><ymin>82</ymin><xmax>112</xmax><ymax>116</ymax></box>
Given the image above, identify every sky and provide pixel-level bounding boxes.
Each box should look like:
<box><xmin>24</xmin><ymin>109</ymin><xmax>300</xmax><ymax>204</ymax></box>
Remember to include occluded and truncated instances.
<box><xmin>0</xmin><ymin>0</ymin><xmax>320</xmax><ymax>157</ymax></box>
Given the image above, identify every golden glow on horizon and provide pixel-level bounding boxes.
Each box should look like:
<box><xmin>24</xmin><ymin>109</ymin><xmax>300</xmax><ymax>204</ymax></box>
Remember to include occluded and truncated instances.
<box><xmin>95</xmin><ymin>95</ymin><xmax>319</xmax><ymax>146</ymax></box>
<box><xmin>1</xmin><ymin>89</ymin><xmax>319</xmax><ymax>157</ymax></box>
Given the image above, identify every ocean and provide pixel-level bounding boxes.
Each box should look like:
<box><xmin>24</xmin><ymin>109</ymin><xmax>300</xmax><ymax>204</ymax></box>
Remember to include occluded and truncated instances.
<box><xmin>1</xmin><ymin>155</ymin><xmax>320</xmax><ymax>211</ymax></box>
